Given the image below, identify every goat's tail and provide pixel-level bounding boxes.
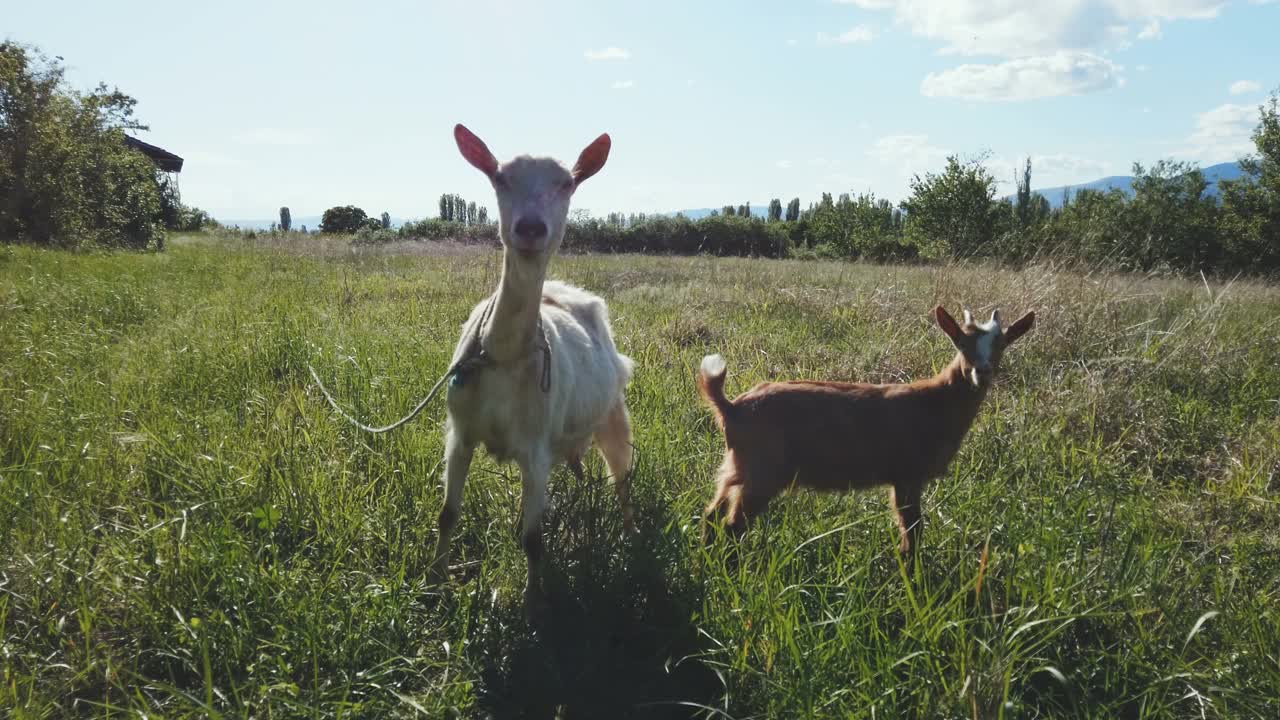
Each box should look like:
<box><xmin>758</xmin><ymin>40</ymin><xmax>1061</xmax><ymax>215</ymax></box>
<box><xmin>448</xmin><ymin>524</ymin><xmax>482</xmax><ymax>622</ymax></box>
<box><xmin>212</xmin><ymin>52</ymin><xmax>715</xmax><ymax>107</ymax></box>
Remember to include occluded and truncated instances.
<box><xmin>698</xmin><ymin>354</ymin><xmax>735</xmax><ymax>426</ymax></box>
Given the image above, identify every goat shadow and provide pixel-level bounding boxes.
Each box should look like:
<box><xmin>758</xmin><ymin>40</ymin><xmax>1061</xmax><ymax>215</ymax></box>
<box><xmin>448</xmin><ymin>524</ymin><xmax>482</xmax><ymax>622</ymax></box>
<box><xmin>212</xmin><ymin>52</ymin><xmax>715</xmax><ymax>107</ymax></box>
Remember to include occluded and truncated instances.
<box><xmin>465</xmin><ymin>465</ymin><xmax>721</xmax><ymax>720</ymax></box>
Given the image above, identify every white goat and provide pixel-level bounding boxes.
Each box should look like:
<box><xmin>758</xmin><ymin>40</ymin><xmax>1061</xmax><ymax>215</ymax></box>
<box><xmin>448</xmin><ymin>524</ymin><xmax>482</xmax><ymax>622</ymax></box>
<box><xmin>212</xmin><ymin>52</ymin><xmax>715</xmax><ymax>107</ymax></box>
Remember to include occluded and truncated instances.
<box><xmin>429</xmin><ymin>124</ymin><xmax>635</xmax><ymax>601</ymax></box>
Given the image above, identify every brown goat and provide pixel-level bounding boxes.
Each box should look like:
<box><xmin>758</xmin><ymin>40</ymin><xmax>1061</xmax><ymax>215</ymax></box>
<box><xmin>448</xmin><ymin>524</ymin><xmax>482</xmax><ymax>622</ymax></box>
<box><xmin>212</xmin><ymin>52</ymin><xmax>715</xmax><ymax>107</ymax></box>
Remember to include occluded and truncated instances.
<box><xmin>698</xmin><ymin>305</ymin><xmax>1035</xmax><ymax>558</ymax></box>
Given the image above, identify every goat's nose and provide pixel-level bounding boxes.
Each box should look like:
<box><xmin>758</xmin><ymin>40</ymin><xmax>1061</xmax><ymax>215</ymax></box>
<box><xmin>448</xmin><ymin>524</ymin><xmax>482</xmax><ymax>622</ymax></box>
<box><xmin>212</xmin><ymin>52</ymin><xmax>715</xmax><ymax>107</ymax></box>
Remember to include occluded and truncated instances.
<box><xmin>514</xmin><ymin>217</ymin><xmax>547</xmax><ymax>241</ymax></box>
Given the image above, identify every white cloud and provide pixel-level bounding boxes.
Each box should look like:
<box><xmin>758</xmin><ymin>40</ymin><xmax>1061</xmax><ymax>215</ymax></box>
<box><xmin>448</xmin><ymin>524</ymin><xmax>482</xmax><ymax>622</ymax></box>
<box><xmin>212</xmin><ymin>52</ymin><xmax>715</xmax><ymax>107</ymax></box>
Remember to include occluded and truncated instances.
<box><xmin>1172</xmin><ymin>102</ymin><xmax>1254</xmax><ymax>162</ymax></box>
<box><xmin>1182</xmin><ymin>103</ymin><xmax>1258</xmax><ymax>163</ymax></box>
<box><xmin>776</xmin><ymin>160</ymin><xmax>794</xmax><ymax>169</ymax></box>
<box><xmin>838</xmin><ymin>2</ymin><xmax>1222</xmax><ymax>101</ymax></box>
<box><xmin>818</xmin><ymin>25</ymin><xmax>876</xmax><ymax>45</ymax></box>
<box><xmin>1031</xmin><ymin>154</ymin><xmax>1112</xmax><ymax>178</ymax></box>
<box><xmin>868</xmin><ymin>134</ymin><xmax>950</xmax><ymax>172</ymax></box>
<box><xmin>1137</xmin><ymin>64</ymin><xmax>1150</xmax><ymax>72</ymax></box>
<box><xmin>991</xmin><ymin>154</ymin><xmax>1113</xmax><ymax>188</ymax></box>
<box><xmin>921</xmin><ymin>52</ymin><xmax>1122</xmax><ymax>101</ymax></box>
<box><xmin>585</xmin><ymin>47</ymin><xmax>630</xmax><ymax>61</ymax></box>
<box><xmin>847</xmin><ymin>1</ymin><xmax>1223</xmax><ymax>58</ymax></box>
<box><xmin>232</xmin><ymin>128</ymin><xmax>322</xmax><ymax>146</ymax></box>
<box><xmin>1229</xmin><ymin>79</ymin><xmax>1261</xmax><ymax>95</ymax></box>
<box><xmin>612</xmin><ymin>80</ymin><xmax>635</xmax><ymax>90</ymax></box>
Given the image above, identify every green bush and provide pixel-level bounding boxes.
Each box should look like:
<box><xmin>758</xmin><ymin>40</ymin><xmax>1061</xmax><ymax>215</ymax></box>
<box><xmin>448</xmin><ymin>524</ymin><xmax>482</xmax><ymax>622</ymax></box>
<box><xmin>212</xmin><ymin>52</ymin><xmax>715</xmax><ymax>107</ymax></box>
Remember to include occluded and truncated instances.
<box><xmin>319</xmin><ymin>205</ymin><xmax>369</xmax><ymax>234</ymax></box>
<box><xmin>901</xmin><ymin>155</ymin><xmax>1000</xmax><ymax>260</ymax></box>
<box><xmin>157</xmin><ymin>174</ymin><xmax>214</xmax><ymax>233</ymax></box>
<box><xmin>1219</xmin><ymin>92</ymin><xmax>1280</xmax><ymax>272</ymax></box>
<box><xmin>398</xmin><ymin>218</ymin><xmax>498</xmax><ymax>243</ymax></box>
<box><xmin>352</xmin><ymin>226</ymin><xmax>398</xmax><ymax>244</ymax></box>
<box><xmin>0</xmin><ymin>41</ymin><xmax>166</xmax><ymax>249</ymax></box>
<box><xmin>561</xmin><ymin>214</ymin><xmax>788</xmax><ymax>257</ymax></box>
<box><xmin>801</xmin><ymin>192</ymin><xmax>913</xmax><ymax>262</ymax></box>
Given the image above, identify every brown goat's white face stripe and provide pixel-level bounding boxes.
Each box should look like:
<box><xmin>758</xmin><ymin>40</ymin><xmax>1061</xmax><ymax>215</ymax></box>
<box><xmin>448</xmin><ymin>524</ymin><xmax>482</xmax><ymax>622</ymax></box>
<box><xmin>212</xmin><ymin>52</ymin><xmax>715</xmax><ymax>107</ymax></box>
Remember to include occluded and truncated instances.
<box><xmin>971</xmin><ymin>312</ymin><xmax>1002</xmax><ymax>387</ymax></box>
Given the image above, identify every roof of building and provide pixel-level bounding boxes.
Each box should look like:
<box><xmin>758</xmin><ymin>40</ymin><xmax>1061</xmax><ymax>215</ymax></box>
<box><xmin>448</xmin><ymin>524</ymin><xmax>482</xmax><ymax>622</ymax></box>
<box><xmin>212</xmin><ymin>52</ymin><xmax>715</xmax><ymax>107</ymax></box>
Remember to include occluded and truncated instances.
<box><xmin>124</xmin><ymin>135</ymin><xmax>184</xmax><ymax>172</ymax></box>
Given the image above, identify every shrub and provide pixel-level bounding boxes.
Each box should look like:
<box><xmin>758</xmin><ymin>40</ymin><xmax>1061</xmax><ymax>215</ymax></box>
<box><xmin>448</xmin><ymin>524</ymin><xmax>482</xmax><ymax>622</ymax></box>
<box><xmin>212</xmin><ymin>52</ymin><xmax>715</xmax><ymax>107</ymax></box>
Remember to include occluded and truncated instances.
<box><xmin>398</xmin><ymin>218</ymin><xmax>498</xmax><ymax>243</ymax></box>
<box><xmin>319</xmin><ymin>205</ymin><xmax>369</xmax><ymax>234</ymax></box>
<box><xmin>901</xmin><ymin>155</ymin><xmax>999</xmax><ymax>259</ymax></box>
<box><xmin>560</xmin><ymin>214</ymin><xmax>788</xmax><ymax>257</ymax></box>
<box><xmin>1219</xmin><ymin>91</ymin><xmax>1280</xmax><ymax>273</ymax></box>
<box><xmin>156</xmin><ymin>175</ymin><xmax>214</xmax><ymax>233</ymax></box>
<box><xmin>0</xmin><ymin>41</ymin><xmax>166</xmax><ymax>249</ymax></box>
<box><xmin>352</xmin><ymin>227</ymin><xmax>398</xmax><ymax>245</ymax></box>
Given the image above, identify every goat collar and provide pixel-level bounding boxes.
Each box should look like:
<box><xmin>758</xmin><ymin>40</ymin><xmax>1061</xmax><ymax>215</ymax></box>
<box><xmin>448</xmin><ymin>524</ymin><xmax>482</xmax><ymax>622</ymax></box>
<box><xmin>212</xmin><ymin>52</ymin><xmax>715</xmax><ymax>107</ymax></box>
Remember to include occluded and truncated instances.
<box><xmin>451</xmin><ymin>296</ymin><xmax>552</xmax><ymax>392</ymax></box>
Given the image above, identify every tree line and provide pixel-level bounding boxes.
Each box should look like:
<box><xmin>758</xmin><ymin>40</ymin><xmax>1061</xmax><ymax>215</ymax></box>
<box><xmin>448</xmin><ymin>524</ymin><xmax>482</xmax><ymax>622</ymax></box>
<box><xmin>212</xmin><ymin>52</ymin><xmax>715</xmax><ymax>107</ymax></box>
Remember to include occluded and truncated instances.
<box><xmin>547</xmin><ymin>96</ymin><xmax>1280</xmax><ymax>274</ymax></box>
<box><xmin>364</xmin><ymin>93</ymin><xmax>1279</xmax><ymax>275</ymax></box>
<box><xmin>5</xmin><ymin>39</ymin><xmax>1278</xmax><ymax>276</ymax></box>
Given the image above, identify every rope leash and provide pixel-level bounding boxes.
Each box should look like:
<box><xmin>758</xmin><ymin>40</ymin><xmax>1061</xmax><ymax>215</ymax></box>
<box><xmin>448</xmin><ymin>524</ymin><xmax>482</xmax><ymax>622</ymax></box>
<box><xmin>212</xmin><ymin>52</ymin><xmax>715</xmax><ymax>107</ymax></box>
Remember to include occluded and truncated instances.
<box><xmin>307</xmin><ymin>361</ymin><xmax>457</xmax><ymax>434</ymax></box>
<box><xmin>308</xmin><ymin>295</ymin><xmax>552</xmax><ymax>434</ymax></box>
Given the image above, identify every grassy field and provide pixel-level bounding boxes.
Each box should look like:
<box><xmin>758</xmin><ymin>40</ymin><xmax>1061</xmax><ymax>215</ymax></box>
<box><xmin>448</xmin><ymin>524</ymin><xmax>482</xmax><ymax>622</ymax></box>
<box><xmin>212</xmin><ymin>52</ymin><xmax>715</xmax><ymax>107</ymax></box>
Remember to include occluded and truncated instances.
<box><xmin>2</xmin><ymin>234</ymin><xmax>1279</xmax><ymax>718</ymax></box>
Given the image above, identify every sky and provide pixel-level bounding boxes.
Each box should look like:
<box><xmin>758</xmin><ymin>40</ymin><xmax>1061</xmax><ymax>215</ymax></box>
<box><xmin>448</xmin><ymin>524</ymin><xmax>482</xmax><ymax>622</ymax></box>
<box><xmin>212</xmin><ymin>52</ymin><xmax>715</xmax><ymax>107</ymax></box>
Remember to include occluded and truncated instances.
<box><xmin>5</xmin><ymin>0</ymin><xmax>1279</xmax><ymax>222</ymax></box>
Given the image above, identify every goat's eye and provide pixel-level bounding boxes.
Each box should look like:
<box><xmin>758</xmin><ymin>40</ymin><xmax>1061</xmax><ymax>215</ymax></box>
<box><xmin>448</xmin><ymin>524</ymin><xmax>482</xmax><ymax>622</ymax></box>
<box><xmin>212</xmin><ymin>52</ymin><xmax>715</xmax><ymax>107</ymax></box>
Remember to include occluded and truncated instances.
<box><xmin>560</xmin><ymin>179</ymin><xmax>575</xmax><ymax>193</ymax></box>
<box><xmin>492</xmin><ymin>173</ymin><xmax>508</xmax><ymax>189</ymax></box>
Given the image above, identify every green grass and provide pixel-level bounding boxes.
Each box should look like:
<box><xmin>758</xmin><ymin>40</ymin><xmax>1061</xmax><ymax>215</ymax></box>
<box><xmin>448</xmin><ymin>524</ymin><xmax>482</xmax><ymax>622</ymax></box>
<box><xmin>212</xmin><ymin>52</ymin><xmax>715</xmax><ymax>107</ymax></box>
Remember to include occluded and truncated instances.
<box><xmin>2</xmin><ymin>234</ymin><xmax>1278</xmax><ymax>718</ymax></box>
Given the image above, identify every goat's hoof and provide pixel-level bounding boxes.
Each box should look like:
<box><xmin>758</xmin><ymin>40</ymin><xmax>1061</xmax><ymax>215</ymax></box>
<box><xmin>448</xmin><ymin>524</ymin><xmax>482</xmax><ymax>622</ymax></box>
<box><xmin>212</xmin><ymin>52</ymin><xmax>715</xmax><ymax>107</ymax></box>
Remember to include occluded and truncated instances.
<box><xmin>699</xmin><ymin>521</ymin><xmax>717</xmax><ymax>547</ymax></box>
<box><xmin>896</xmin><ymin>549</ymin><xmax>919</xmax><ymax>574</ymax></box>
<box><xmin>427</xmin><ymin>564</ymin><xmax>450</xmax><ymax>586</ymax></box>
<box><xmin>523</xmin><ymin>582</ymin><xmax>548</xmax><ymax>619</ymax></box>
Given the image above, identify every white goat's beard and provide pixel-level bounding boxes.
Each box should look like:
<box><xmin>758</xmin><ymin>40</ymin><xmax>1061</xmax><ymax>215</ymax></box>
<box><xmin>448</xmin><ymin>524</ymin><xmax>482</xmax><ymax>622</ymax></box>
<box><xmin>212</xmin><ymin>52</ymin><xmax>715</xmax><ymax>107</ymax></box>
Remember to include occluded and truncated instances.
<box><xmin>970</xmin><ymin>368</ymin><xmax>982</xmax><ymax>387</ymax></box>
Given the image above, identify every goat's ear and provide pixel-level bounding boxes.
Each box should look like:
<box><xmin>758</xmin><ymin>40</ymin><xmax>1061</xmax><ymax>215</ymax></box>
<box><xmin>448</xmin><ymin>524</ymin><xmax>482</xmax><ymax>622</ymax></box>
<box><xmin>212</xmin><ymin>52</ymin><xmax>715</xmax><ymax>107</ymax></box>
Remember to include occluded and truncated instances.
<box><xmin>934</xmin><ymin>305</ymin><xmax>965</xmax><ymax>347</ymax></box>
<box><xmin>1003</xmin><ymin>311</ymin><xmax>1036</xmax><ymax>345</ymax></box>
<box><xmin>455</xmin><ymin>124</ymin><xmax>498</xmax><ymax>179</ymax></box>
<box><xmin>572</xmin><ymin>133</ymin><xmax>611</xmax><ymax>186</ymax></box>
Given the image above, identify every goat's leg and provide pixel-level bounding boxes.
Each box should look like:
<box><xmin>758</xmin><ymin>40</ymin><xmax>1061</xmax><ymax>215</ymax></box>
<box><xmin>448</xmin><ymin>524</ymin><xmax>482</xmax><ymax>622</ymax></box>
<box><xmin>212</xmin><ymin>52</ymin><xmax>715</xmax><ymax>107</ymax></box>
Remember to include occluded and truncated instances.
<box><xmin>721</xmin><ymin>455</ymin><xmax>787</xmax><ymax>537</ymax></box>
<box><xmin>890</xmin><ymin>482</ymin><xmax>924</xmax><ymax>561</ymax></box>
<box><xmin>429</xmin><ymin>429</ymin><xmax>474</xmax><ymax>583</ymax></box>
<box><xmin>703</xmin><ymin>456</ymin><xmax>740</xmax><ymax>540</ymax></box>
<box><xmin>703</xmin><ymin>478</ymin><xmax>732</xmax><ymax>523</ymax></box>
<box><xmin>568</xmin><ymin>455</ymin><xmax>588</xmax><ymax>484</ymax></box>
<box><xmin>704</xmin><ymin>452</ymin><xmax>776</xmax><ymax>538</ymax></box>
<box><xmin>720</xmin><ymin>485</ymin><xmax>749</xmax><ymax>535</ymax></box>
<box><xmin>594</xmin><ymin>400</ymin><xmax>637</xmax><ymax>534</ymax></box>
<box><xmin>726</xmin><ymin>487</ymin><xmax>778</xmax><ymax>537</ymax></box>
<box><xmin>518</xmin><ymin>450</ymin><xmax>553</xmax><ymax>602</ymax></box>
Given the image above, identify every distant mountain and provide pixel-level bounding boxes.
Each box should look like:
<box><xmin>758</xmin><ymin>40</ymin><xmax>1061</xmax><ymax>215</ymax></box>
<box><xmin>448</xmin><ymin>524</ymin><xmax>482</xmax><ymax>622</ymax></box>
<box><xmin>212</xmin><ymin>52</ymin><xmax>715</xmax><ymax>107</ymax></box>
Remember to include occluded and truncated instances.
<box><xmin>1022</xmin><ymin>162</ymin><xmax>1245</xmax><ymax>209</ymax></box>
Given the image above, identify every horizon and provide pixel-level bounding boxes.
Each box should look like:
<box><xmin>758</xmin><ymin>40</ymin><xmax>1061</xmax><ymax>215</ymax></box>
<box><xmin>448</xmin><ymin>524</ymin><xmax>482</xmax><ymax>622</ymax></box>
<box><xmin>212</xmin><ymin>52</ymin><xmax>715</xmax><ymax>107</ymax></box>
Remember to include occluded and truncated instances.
<box><xmin>6</xmin><ymin>0</ymin><xmax>1278</xmax><ymax>222</ymax></box>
